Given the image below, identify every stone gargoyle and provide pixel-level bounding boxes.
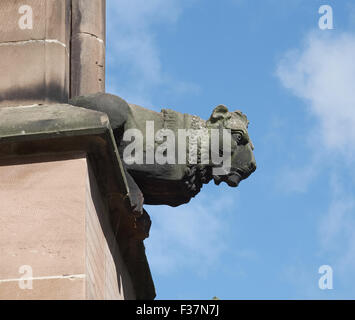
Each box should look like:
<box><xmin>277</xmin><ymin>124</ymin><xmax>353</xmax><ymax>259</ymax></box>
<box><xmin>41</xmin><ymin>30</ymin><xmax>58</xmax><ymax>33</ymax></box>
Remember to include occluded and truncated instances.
<box><xmin>70</xmin><ymin>93</ymin><xmax>256</xmax><ymax>216</ymax></box>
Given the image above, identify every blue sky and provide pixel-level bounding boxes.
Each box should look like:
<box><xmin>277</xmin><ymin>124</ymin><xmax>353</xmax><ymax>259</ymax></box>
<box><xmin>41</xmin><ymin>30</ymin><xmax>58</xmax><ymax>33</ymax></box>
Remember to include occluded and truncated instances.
<box><xmin>106</xmin><ymin>0</ymin><xmax>355</xmax><ymax>299</ymax></box>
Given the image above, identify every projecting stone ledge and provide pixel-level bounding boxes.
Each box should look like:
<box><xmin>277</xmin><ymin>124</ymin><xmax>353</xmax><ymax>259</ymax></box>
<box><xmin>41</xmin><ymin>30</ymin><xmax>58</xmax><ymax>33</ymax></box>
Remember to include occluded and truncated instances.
<box><xmin>0</xmin><ymin>104</ymin><xmax>156</xmax><ymax>300</ymax></box>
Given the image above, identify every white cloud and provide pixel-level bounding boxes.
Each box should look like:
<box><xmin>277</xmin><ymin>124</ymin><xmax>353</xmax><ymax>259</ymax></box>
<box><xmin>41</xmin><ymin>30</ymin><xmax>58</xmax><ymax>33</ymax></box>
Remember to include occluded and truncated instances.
<box><xmin>106</xmin><ymin>0</ymin><xmax>199</xmax><ymax>106</ymax></box>
<box><xmin>277</xmin><ymin>30</ymin><xmax>355</xmax><ymax>289</ymax></box>
<box><xmin>277</xmin><ymin>31</ymin><xmax>355</xmax><ymax>156</ymax></box>
<box><xmin>144</xmin><ymin>192</ymin><xmax>239</xmax><ymax>276</ymax></box>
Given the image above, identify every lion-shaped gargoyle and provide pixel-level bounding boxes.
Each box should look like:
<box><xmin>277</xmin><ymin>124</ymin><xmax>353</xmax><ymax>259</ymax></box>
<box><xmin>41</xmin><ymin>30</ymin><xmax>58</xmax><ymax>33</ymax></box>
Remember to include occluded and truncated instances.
<box><xmin>70</xmin><ymin>93</ymin><xmax>256</xmax><ymax>216</ymax></box>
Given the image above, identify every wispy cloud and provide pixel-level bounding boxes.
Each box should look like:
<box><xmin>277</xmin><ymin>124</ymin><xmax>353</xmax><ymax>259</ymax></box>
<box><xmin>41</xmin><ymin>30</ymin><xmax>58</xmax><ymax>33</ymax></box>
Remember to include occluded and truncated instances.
<box><xmin>277</xmin><ymin>30</ymin><xmax>355</xmax><ymax>291</ymax></box>
<box><xmin>106</xmin><ymin>0</ymin><xmax>199</xmax><ymax>106</ymax></box>
<box><xmin>277</xmin><ymin>31</ymin><xmax>355</xmax><ymax>156</ymax></box>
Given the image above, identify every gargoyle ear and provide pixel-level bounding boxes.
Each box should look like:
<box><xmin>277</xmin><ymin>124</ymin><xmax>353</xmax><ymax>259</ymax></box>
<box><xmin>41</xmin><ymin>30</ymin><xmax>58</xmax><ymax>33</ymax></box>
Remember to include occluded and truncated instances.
<box><xmin>234</xmin><ymin>110</ymin><xmax>249</xmax><ymax>127</ymax></box>
<box><xmin>209</xmin><ymin>105</ymin><xmax>229</xmax><ymax>123</ymax></box>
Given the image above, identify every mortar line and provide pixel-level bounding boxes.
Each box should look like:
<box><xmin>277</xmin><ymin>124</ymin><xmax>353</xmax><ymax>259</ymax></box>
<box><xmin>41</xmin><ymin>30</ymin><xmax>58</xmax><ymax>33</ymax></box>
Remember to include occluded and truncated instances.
<box><xmin>0</xmin><ymin>39</ymin><xmax>67</xmax><ymax>48</ymax></box>
<box><xmin>0</xmin><ymin>274</ymin><xmax>86</xmax><ymax>283</ymax></box>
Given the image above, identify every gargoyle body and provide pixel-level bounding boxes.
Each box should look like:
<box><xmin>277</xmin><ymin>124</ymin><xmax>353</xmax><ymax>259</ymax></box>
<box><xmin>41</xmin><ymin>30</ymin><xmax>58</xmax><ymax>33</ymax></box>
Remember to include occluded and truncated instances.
<box><xmin>70</xmin><ymin>93</ymin><xmax>256</xmax><ymax>215</ymax></box>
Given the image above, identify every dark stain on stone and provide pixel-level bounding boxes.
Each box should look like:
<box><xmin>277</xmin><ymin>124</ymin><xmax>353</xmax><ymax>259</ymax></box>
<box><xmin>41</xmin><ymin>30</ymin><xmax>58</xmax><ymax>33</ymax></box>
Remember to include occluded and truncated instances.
<box><xmin>0</xmin><ymin>82</ymin><xmax>68</xmax><ymax>104</ymax></box>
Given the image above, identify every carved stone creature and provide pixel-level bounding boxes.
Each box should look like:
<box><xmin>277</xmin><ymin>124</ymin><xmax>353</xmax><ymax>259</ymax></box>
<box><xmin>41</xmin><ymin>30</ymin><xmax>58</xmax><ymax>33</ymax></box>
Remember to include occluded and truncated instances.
<box><xmin>70</xmin><ymin>93</ymin><xmax>256</xmax><ymax>216</ymax></box>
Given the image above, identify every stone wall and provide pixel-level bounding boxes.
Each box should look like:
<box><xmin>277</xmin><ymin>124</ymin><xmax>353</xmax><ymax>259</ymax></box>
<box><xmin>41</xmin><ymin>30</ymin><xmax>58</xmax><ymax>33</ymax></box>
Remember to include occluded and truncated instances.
<box><xmin>0</xmin><ymin>154</ymin><xmax>135</xmax><ymax>299</ymax></box>
<box><xmin>0</xmin><ymin>0</ymin><xmax>106</xmax><ymax>107</ymax></box>
<box><xmin>0</xmin><ymin>0</ymin><xmax>71</xmax><ymax>107</ymax></box>
<box><xmin>0</xmin><ymin>0</ymin><xmax>154</xmax><ymax>300</ymax></box>
<box><xmin>71</xmin><ymin>0</ymin><xmax>106</xmax><ymax>97</ymax></box>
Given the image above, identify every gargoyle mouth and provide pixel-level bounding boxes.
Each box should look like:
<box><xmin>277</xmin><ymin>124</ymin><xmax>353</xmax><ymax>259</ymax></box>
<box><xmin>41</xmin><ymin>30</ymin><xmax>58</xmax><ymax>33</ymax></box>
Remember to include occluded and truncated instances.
<box><xmin>213</xmin><ymin>172</ymin><xmax>242</xmax><ymax>187</ymax></box>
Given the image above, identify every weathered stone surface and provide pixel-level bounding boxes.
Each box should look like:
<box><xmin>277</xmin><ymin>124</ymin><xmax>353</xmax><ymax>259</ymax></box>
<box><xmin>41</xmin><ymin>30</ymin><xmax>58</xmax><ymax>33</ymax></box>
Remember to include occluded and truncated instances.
<box><xmin>0</xmin><ymin>103</ymin><xmax>128</xmax><ymax>201</ymax></box>
<box><xmin>0</xmin><ymin>156</ymin><xmax>87</xmax><ymax>280</ymax></box>
<box><xmin>0</xmin><ymin>0</ymin><xmax>156</xmax><ymax>301</ymax></box>
<box><xmin>0</xmin><ymin>0</ymin><xmax>70</xmax><ymax>107</ymax></box>
<box><xmin>71</xmin><ymin>0</ymin><xmax>106</xmax><ymax>97</ymax></box>
<box><xmin>0</xmin><ymin>0</ymin><xmax>71</xmax><ymax>46</ymax></box>
<box><xmin>0</xmin><ymin>103</ymin><xmax>110</xmax><ymax>140</ymax></box>
<box><xmin>72</xmin><ymin>0</ymin><xmax>106</xmax><ymax>41</ymax></box>
<box><xmin>70</xmin><ymin>93</ymin><xmax>257</xmax><ymax>208</ymax></box>
<box><xmin>44</xmin><ymin>41</ymin><xmax>70</xmax><ymax>102</ymax></box>
<box><xmin>0</xmin><ymin>155</ymin><xmax>135</xmax><ymax>300</ymax></box>
<box><xmin>71</xmin><ymin>34</ymin><xmax>105</xmax><ymax>97</ymax></box>
<box><xmin>0</xmin><ymin>0</ymin><xmax>45</xmax><ymax>43</ymax></box>
<box><xmin>46</xmin><ymin>0</ymin><xmax>71</xmax><ymax>48</ymax></box>
<box><xmin>0</xmin><ymin>277</ymin><xmax>86</xmax><ymax>300</ymax></box>
<box><xmin>86</xmin><ymin>161</ymin><xmax>135</xmax><ymax>299</ymax></box>
<box><xmin>0</xmin><ymin>103</ymin><xmax>156</xmax><ymax>300</ymax></box>
<box><xmin>0</xmin><ymin>42</ymin><xmax>69</xmax><ymax>107</ymax></box>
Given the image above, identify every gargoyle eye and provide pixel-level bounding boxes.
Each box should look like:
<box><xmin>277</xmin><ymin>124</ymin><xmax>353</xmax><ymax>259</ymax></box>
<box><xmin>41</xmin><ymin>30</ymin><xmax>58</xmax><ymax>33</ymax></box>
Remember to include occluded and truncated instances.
<box><xmin>232</xmin><ymin>132</ymin><xmax>243</xmax><ymax>144</ymax></box>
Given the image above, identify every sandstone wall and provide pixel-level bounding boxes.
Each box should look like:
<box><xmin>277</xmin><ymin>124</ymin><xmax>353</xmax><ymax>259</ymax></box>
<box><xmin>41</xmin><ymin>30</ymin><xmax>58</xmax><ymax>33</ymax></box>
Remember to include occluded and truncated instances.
<box><xmin>0</xmin><ymin>155</ymin><xmax>135</xmax><ymax>299</ymax></box>
<box><xmin>0</xmin><ymin>0</ymin><xmax>71</xmax><ymax>107</ymax></box>
<box><xmin>0</xmin><ymin>0</ymin><xmax>106</xmax><ymax>107</ymax></box>
<box><xmin>71</xmin><ymin>0</ymin><xmax>106</xmax><ymax>97</ymax></box>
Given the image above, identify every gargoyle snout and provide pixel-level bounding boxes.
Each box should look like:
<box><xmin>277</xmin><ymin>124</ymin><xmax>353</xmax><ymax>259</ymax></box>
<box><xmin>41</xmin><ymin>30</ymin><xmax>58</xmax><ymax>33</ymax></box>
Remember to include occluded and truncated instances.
<box><xmin>249</xmin><ymin>157</ymin><xmax>257</xmax><ymax>173</ymax></box>
<box><xmin>230</xmin><ymin>142</ymin><xmax>256</xmax><ymax>181</ymax></box>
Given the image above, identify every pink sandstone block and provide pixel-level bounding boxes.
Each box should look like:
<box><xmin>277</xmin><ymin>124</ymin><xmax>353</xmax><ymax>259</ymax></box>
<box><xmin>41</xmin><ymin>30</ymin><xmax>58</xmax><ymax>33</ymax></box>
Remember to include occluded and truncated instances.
<box><xmin>0</xmin><ymin>0</ymin><xmax>70</xmax><ymax>107</ymax></box>
<box><xmin>0</xmin><ymin>154</ymin><xmax>135</xmax><ymax>300</ymax></box>
<box><xmin>0</xmin><ymin>0</ymin><xmax>71</xmax><ymax>46</ymax></box>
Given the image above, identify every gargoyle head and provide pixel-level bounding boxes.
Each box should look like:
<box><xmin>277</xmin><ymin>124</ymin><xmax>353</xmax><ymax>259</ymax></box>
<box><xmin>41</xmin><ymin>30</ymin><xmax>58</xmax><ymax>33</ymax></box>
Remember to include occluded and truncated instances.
<box><xmin>183</xmin><ymin>104</ymin><xmax>256</xmax><ymax>198</ymax></box>
<box><xmin>206</xmin><ymin>105</ymin><xmax>256</xmax><ymax>188</ymax></box>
